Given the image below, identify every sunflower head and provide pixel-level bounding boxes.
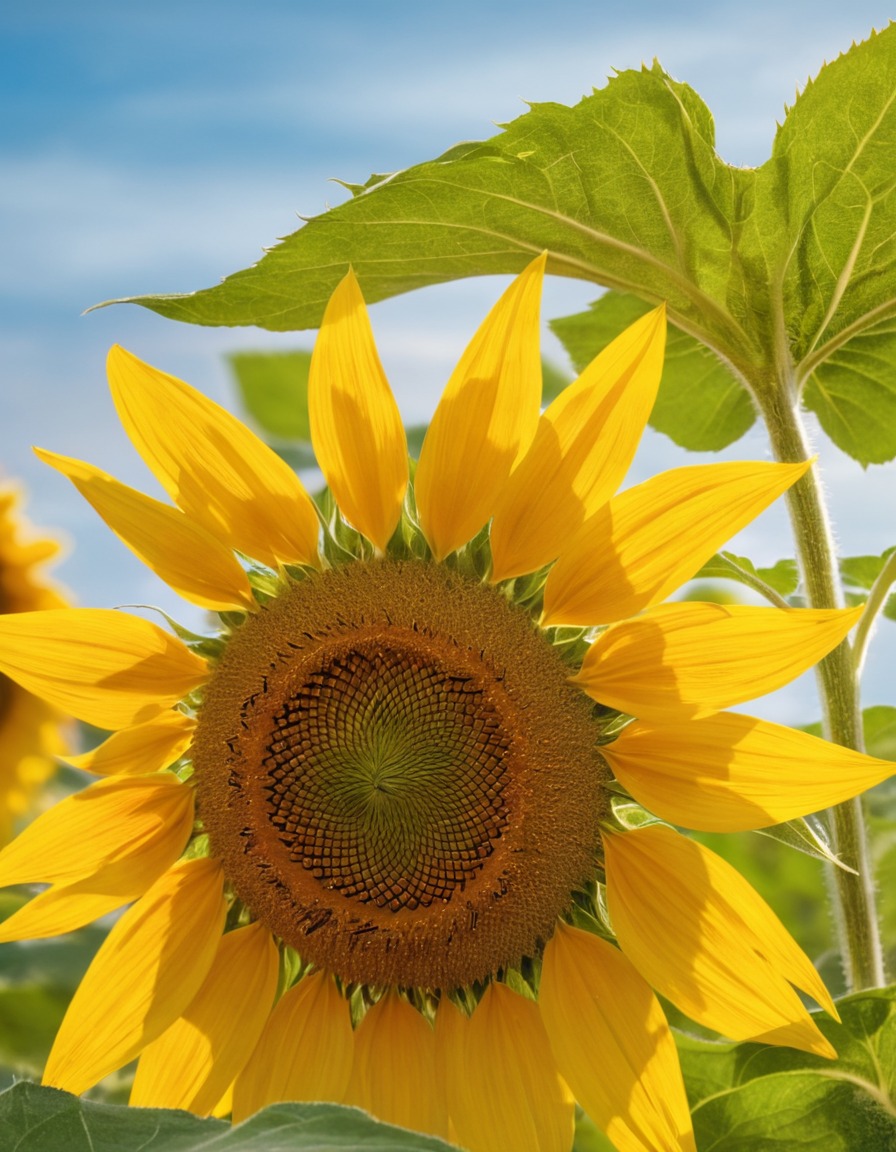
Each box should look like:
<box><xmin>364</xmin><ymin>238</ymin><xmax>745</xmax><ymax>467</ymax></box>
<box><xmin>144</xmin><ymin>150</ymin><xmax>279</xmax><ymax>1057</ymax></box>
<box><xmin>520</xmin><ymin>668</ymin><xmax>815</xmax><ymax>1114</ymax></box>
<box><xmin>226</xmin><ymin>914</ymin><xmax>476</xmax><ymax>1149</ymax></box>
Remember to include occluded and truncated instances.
<box><xmin>0</xmin><ymin>256</ymin><xmax>886</xmax><ymax>1152</ymax></box>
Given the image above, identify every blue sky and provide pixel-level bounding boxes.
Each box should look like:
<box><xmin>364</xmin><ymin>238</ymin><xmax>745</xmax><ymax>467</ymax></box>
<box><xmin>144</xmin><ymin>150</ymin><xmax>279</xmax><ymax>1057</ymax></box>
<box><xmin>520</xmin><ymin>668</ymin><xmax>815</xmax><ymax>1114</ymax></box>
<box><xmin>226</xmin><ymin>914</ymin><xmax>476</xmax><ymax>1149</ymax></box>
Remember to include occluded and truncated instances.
<box><xmin>2</xmin><ymin>1</ymin><xmax>893</xmax><ymax>722</ymax></box>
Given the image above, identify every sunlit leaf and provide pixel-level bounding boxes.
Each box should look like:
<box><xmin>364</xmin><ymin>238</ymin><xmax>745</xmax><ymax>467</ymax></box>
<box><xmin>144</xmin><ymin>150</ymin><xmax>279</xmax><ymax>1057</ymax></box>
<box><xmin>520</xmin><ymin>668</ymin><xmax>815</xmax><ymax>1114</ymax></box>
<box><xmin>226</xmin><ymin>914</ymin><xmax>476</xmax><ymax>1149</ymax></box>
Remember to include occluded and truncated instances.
<box><xmin>694</xmin><ymin>552</ymin><xmax>800</xmax><ymax>599</ymax></box>
<box><xmin>110</xmin><ymin>28</ymin><xmax>896</xmax><ymax>466</ymax></box>
<box><xmin>679</xmin><ymin>988</ymin><xmax>896</xmax><ymax>1151</ymax></box>
<box><xmin>804</xmin><ymin>321</ymin><xmax>896</xmax><ymax>465</ymax></box>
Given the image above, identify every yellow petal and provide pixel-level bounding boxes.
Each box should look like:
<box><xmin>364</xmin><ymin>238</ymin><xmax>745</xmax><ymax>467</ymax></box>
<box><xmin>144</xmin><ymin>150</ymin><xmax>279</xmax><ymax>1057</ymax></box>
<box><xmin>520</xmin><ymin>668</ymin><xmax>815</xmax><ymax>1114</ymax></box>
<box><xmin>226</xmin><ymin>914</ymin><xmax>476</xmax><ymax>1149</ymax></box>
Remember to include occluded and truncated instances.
<box><xmin>0</xmin><ymin>677</ymin><xmax>66</xmax><ymax>846</ymax></box>
<box><xmin>544</xmin><ymin>460</ymin><xmax>810</xmax><ymax>625</ymax></box>
<box><xmin>107</xmin><ymin>345</ymin><xmax>320</xmax><ymax>569</ymax></box>
<box><xmin>0</xmin><ymin>787</ymin><xmax>193</xmax><ymax>943</ymax></box>
<box><xmin>0</xmin><ymin>775</ymin><xmax>193</xmax><ymax>943</ymax></box>
<box><xmin>309</xmin><ymin>270</ymin><xmax>408</xmax><ymax>549</ymax></box>
<box><xmin>574</xmin><ymin>602</ymin><xmax>862</xmax><ymax>723</ymax></box>
<box><xmin>490</xmin><ymin>307</ymin><xmax>666</xmax><ymax>582</ymax></box>
<box><xmin>0</xmin><ymin>884</ymin><xmax>133</xmax><ymax>943</ymax></box>
<box><xmin>211</xmin><ymin>1081</ymin><xmax>235</xmax><ymax>1118</ymax></box>
<box><xmin>130</xmin><ymin>921</ymin><xmax>279</xmax><ymax>1115</ymax></box>
<box><xmin>63</xmin><ymin>711</ymin><xmax>196</xmax><ymax>777</ymax></box>
<box><xmin>438</xmin><ymin>984</ymin><xmax>574</xmax><ymax>1152</ymax></box>
<box><xmin>43</xmin><ymin>857</ymin><xmax>226</xmax><ymax>1094</ymax></box>
<box><xmin>540</xmin><ymin>922</ymin><xmax>695</xmax><ymax>1152</ymax></box>
<box><xmin>36</xmin><ymin>449</ymin><xmax>255</xmax><ymax>612</ymax></box>
<box><xmin>345</xmin><ymin>992</ymin><xmax>448</xmax><ymax>1141</ymax></box>
<box><xmin>232</xmin><ymin>970</ymin><xmax>353</xmax><ymax>1123</ymax></box>
<box><xmin>0</xmin><ymin>608</ymin><xmax>207</xmax><ymax>730</ymax></box>
<box><xmin>416</xmin><ymin>254</ymin><xmax>546</xmax><ymax>559</ymax></box>
<box><xmin>0</xmin><ymin>773</ymin><xmax>193</xmax><ymax>888</ymax></box>
<box><xmin>604</xmin><ymin>711</ymin><xmax>895</xmax><ymax>832</ymax></box>
<box><xmin>605</xmin><ymin>826</ymin><xmax>836</xmax><ymax>1056</ymax></box>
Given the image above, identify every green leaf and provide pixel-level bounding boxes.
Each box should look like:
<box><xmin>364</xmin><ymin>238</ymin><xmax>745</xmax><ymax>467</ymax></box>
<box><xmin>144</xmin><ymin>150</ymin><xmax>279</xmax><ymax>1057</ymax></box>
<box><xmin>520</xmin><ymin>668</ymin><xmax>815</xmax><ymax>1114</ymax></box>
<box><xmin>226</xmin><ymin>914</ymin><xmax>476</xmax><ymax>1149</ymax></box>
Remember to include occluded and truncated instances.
<box><xmin>0</xmin><ymin>1084</ymin><xmax>459</xmax><ymax>1152</ymax></box>
<box><xmin>766</xmin><ymin>34</ymin><xmax>896</xmax><ymax>372</ymax></box>
<box><xmin>864</xmin><ymin>705</ymin><xmax>896</xmax><ymax>760</ymax></box>
<box><xmin>693</xmin><ymin>552</ymin><xmax>799</xmax><ymax>601</ymax></box>
<box><xmin>109</xmin><ymin>62</ymin><xmax>754</xmax><ymax>366</ymax></box>
<box><xmin>106</xmin><ymin>28</ymin><xmax>896</xmax><ymax>464</ymax></box>
<box><xmin>803</xmin><ymin>320</ymin><xmax>896</xmax><ymax>465</ymax></box>
<box><xmin>551</xmin><ymin>292</ymin><xmax>756</xmax><ymax>451</ymax></box>
<box><xmin>839</xmin><ymin>548</ymin><xmax>896</xmax><ymax>621</ymax></box>
<box><xmin>755</xmin><ymin>813</ymin><xmax>856</xmax><ymax>874</ymax></box>
<box><xmin>227</xmin><ymin>350</ymin><xmax>312</xmax><ymax>441</ymax></box>
<box><xmin>679</xmin><ymin>988</ymin><xmax>896</xmax><ymax>1151</ymax></box>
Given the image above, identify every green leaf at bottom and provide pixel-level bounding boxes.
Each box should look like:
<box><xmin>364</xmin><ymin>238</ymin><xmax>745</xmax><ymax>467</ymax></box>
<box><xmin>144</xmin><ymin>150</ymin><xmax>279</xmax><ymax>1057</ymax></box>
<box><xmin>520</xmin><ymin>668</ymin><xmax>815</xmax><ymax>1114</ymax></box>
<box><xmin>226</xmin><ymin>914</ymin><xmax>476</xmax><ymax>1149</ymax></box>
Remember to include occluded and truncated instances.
<box><xmin>679</xmin><ymin>987</ymin><xmax>896</xmax><ymax>1151</ymax></box>
<box><xmin>0</xmin><ymin>1084</ymin><xmax>458</xmax><ymax>1152</ymax></box>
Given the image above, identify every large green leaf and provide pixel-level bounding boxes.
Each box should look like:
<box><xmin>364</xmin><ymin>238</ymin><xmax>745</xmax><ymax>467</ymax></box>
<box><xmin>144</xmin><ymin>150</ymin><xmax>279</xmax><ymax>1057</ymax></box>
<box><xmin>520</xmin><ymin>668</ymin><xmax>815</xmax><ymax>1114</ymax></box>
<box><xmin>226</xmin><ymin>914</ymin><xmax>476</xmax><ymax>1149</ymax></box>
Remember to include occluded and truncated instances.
<box><xmin>112</xmin><ymin>63</ymin><xmax>749</xmax><ymax>358</ymax></box>
<box><xmin>110</xmin><ymin>27</ymin><xmax>896</xmax><ymax>465</ymax></box>
<box><xmin>679</xmin><ymin>988</ymin><xmax>896</xmax><ymax>1151</ymax></box>
<box><xmin>0</xmin><ymin>1084</ymin><xmax>458</xmax><ymax>1152</ymax></box>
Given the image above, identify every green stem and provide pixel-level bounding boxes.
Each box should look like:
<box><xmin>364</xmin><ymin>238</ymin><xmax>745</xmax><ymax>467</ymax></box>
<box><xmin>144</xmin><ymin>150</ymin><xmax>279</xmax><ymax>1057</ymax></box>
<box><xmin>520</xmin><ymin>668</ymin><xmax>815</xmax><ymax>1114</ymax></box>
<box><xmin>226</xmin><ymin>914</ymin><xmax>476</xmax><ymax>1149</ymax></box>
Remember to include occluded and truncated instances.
<box><xmin>758</xmin><ymin>381</ymin><xmax>884</xmax><ymax>991</ymax></box>
<box><xmin>853</xmin><ymin>550</ymin><xmax>896</xmax><ymax>679</ymax></box>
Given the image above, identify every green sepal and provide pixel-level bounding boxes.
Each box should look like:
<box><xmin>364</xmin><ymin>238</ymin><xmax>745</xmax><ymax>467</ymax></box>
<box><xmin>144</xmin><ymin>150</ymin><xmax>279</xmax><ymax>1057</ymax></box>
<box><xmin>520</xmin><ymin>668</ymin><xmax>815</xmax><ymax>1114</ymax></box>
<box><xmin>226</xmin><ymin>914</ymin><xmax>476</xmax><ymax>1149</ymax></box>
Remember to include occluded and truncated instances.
<box><xmin>754</xmin><ymin>814</ymin><xmax>857</xmax><ymax>874</ymax></box>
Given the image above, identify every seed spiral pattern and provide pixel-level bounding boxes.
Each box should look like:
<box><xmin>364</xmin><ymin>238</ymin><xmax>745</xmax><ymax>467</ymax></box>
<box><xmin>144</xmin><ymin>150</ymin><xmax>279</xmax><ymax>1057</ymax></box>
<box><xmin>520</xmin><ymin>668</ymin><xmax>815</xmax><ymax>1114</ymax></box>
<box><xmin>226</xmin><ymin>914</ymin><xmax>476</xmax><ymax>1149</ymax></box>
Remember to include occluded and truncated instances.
<box><xmin>265</xmin><ymin>642</ymin><xmax>509</xmax><ymax>911</ymax></box>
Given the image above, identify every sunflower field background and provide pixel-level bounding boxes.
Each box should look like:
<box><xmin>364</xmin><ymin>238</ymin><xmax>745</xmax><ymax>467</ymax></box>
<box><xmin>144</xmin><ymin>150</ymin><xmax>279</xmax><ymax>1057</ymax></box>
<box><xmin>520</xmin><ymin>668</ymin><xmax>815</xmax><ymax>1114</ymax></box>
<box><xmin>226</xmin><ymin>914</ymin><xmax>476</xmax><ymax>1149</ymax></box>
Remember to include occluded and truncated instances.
<box><xmin>2</xmin><ymin>3</ymin><xmax>896</xmax><ymax>1150</ymax></box>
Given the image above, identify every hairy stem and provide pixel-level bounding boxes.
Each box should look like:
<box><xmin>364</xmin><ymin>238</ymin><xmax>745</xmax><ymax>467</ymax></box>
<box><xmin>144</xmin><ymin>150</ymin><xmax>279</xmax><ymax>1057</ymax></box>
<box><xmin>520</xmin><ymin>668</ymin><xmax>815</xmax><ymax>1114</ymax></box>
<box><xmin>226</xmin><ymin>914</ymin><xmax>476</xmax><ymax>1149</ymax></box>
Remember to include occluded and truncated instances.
<box><xmin>758</xmin><ymin>381</ymin><xmax>884</xmax><ymax>991</ymax></box>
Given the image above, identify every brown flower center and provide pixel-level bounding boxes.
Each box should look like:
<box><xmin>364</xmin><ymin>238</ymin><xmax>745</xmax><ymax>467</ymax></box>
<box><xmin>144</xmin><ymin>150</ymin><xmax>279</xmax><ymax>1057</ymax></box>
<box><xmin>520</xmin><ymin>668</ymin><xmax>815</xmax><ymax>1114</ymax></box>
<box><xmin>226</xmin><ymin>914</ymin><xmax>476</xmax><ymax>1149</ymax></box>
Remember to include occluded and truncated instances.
<box><xmin>193</xmin><ymin>560</ymin><xmax>607</xmax><ymax>990</ymax></box>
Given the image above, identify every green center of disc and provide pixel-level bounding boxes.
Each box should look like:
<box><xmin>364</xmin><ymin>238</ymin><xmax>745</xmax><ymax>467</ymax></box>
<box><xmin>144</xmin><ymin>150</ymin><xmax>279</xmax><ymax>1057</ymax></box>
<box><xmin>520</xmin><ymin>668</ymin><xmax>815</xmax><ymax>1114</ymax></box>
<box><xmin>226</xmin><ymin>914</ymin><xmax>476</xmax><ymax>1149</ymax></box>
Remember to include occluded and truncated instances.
<box><xmin>264</xmin><ymin>640</ymin><xmax>509</xmax><ymax>912</ymax></box>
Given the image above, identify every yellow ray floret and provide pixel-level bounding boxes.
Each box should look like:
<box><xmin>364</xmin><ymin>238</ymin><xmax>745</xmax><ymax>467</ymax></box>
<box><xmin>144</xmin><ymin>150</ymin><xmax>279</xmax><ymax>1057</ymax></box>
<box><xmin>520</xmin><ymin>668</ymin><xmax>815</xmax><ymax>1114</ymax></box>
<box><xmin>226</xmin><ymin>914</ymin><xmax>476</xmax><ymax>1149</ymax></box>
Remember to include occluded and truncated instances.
<box><xmin>603</xmin><ymin>711</ymin><xmax>895</xmax><ymax>832</ymax></box>
<box><xmin>62</xmin><ymin>710</ymin><xmax>196</xmax><ymax>777</ymax></box>
<box><xmin>35</xmin><ymin>449</ymin><xmax>255</xmax><ymax>612</ymax></box>
<box><xmin>438</xmin><ymin>984</ymin><xmax>575</xmax><ymax>1152</ymax></box>
<box><xmin>232</xmin><ymin>970</ymin><xmax>354</xmax><ymax>1123</ymax></box>
<box><xmin>107</xmin><ymin>346</ymin><xmax>320</xmax><ymax>570</ymax></box>
<box><xmin>0</xmin><ymin>774</ymin><xmax>193</xmax><ymax>942</ymax></box>
<box><xmin>0</xmin><ymin>773</ymin><xmax>193</xmax><ymax>890</ymax></box>
<box><xmin>0</xmin><ymin>608</ymin><xmax>207</xmax><ymax>730</ymax></box>
<box><xmin>539</xmin><ymin>921</ymin><xmax>696</xmax><ymax>1152</ymax></box>
<box><xmin>43</xmin><ymin>857</ymin><xmax>227</xmax><ymax>1095</ymax></box>
<box><xmin>543</xmin><ymin>460</ymin><xmax>811</xmax><ymax>625</ymax></box>
<box><xmin>490</xmin><ymin>305</ymin><xmax>666</xmax><ymax>582</ymax></box>
<box><xmin>346</xmin><ymin>991</ymin><xmax>448</xmax><ymax>1141</ymax></box>
<box><xmin>574</xmin><ymin>602</ymin><xmax>862</xmax><ymax>722</ymax></box>
<box><xmin>130</xmin><ymin>920</ymin><xmax>279</xmax><ymax>1115</ymax></box>
<box><xmin>416</xmin><ymin>253</ymin><xmax>546</xmax><ymax>559</ymax></box>
<box><xmin>309</xmin><ymin>268</ymin><xmax>409</xmax><ymax>550</ymax></box>
<box><xmin>605</xmin><ymin>826</ymin><xmax>836</xmax><ymax>1057</ymax></box>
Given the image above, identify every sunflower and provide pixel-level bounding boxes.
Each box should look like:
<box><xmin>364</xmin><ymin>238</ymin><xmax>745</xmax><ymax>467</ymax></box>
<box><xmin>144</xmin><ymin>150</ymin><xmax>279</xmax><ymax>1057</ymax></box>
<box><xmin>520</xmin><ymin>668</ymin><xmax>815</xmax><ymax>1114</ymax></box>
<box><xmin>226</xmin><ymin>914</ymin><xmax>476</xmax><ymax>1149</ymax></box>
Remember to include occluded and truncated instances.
<box><xmin>0</xmin><ymin>484</ymin><xmax>69</xmax><ymax>844</ymax></box>
<box><xmin>0</xmin><ymin>255</ymin><xmax>890</xmax><ymax>1152</ymax></box>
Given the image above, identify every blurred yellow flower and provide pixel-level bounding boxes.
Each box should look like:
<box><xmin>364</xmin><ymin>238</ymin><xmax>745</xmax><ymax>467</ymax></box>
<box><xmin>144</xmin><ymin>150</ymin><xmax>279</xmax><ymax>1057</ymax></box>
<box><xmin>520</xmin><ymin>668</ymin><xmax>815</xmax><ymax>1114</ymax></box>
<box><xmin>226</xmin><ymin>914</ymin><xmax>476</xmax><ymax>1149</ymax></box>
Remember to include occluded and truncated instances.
<box><xmin>0</xmin><ymin>257</ymin><xmax>890</xmax><ymax>1152</ymax></box>
<box><xmin>0</xmin><ymin>485</ymin><xmax>69</xmax><ymax>844</ymax></box>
